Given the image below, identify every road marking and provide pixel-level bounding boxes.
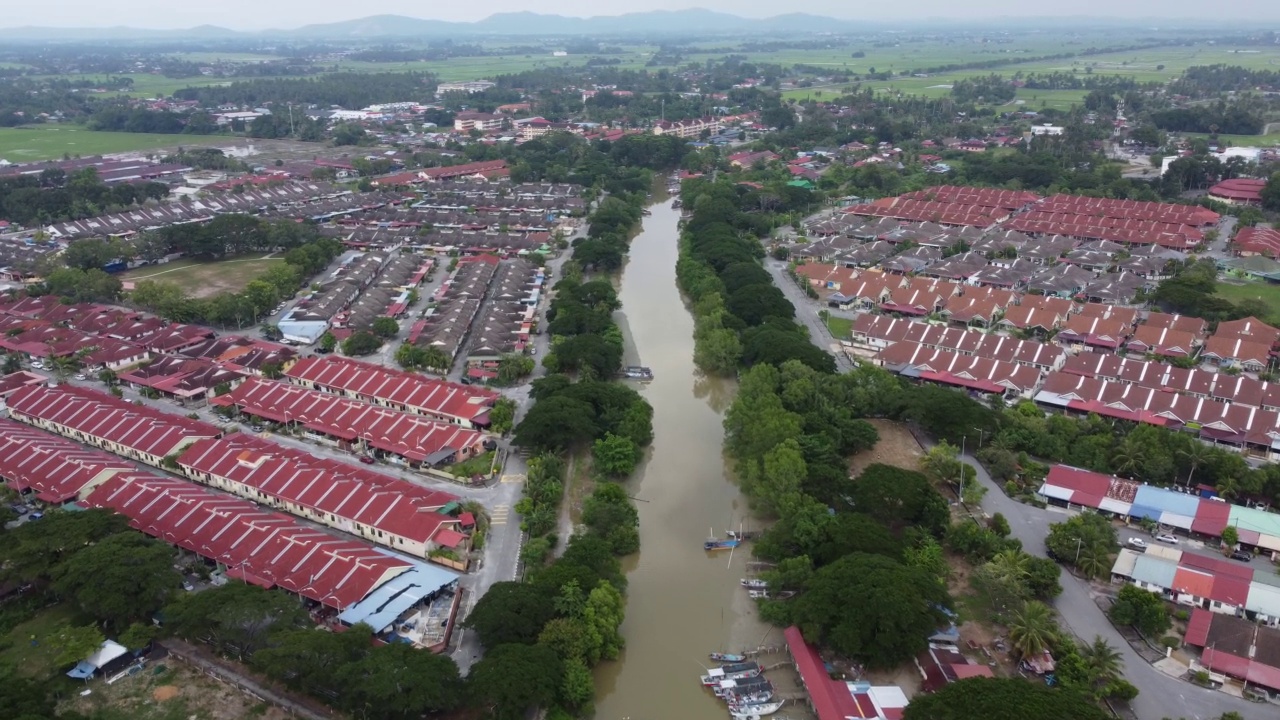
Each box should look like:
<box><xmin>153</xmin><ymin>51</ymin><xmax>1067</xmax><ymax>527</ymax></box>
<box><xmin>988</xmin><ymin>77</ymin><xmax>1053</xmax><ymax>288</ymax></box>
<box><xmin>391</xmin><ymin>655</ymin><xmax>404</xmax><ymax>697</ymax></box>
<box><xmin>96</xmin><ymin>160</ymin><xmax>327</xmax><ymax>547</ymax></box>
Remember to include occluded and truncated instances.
<box><xmin>490</xmin><ymin>505</ymin><xmax>510</xmax><ymax>525</ymax></box>
<box><xmin>501</xmin><ymin>473</ymin><xmax>526</xmax><ymax>484</ymax></box>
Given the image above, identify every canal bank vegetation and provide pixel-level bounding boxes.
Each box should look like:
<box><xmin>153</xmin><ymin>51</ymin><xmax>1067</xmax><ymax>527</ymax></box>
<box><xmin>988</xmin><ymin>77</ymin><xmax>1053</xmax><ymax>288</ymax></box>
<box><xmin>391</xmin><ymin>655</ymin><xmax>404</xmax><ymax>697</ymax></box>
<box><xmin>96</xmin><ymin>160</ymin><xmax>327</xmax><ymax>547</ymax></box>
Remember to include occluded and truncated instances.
<box><xmin>724</xmin><ymin>361</ymin><xmax>1142</xmax><ymax>706</ymax></box>
<box><xmin>675</xmin><ymin>177</ymin><xmax>835</xmax><ymax>375</ymax></box>
<box><xmin>477</xmin><ymin>147</ymin><xmax>690</xmax><ymax>719</ymax></box>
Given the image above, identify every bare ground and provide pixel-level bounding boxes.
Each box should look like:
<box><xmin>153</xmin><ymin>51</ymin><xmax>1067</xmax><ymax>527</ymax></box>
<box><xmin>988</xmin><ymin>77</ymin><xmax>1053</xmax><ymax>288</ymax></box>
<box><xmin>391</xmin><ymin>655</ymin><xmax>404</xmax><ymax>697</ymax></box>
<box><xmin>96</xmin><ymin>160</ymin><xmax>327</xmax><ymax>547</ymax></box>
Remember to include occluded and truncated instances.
<box><xmin>60</xmin><ymin>660</ymin><xmax>292</xmax><ymax>720</ymax></box>
<box><xmin>849</xmin><ymin>419</ymin><xmax>926</xmax><ymax>476</ymax></box>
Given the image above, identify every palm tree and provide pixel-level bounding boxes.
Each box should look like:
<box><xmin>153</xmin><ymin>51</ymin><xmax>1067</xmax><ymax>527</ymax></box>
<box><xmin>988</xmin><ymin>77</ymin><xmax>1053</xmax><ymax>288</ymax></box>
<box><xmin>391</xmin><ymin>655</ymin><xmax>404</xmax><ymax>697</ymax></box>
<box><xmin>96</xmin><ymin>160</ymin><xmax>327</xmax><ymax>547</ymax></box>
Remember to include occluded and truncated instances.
<box><xmin>1179</xmin><ymin>441</ymin><xmax>1212</xmax><ymax>488</ymax></box>
<box><xmin>1008</xmin><ymin>600</ymin><xmax>1055</xmax><ymax>658</ymax></box>
<box><xmin>1076</xmin><ymin>546</ymin><xmax>1110</xmax><ymax>580</ymax></box>
<box><xmin>1111</xmin><ymin>441</ymin><xmax>1145</xmax><ymax>479</ymax></box>
<box><xmin>989</xmin><ymin>549</ymin><xmax>1029</xmax><ymax>584</ymax></box>
<box><xmin>1079</xmin><ymin>635</ymin><xmax>1124</xmax><ymax>684</ymax></box>
<box><xmin>1216</xmin><ymin>476</ymin><xmax>1242</xmax><ymax>502</ymax></box>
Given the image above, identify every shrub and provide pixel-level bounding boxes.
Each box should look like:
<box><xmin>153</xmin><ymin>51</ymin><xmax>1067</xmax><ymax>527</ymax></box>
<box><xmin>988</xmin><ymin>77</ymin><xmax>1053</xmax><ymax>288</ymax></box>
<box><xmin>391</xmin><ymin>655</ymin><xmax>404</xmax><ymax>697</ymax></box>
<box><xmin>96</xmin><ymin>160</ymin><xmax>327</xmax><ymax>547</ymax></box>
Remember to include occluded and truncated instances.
<box><xmin>1160</xmin><ymin>636</ymin><xmax>1180</xmax><ymax>649</ymax></box>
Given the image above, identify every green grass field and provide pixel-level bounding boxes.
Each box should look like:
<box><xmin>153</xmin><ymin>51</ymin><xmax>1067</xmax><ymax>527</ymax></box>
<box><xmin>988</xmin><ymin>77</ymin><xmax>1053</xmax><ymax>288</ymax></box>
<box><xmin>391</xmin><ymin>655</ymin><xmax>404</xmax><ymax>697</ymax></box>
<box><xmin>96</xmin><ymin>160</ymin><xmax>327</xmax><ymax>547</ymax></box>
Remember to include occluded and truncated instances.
<box><xmin>1216</xmin><ymin>280</ymin><xmax>1280</xmax><ymax>324</ymax></box>
<box><xmin>0</xmin><ymin>126</ymin><xmax>219</xmax><ymax>162</ymax></box>
<box><xmin>0</xmin><ymin>603</ymin><xmax>79</xmax><ymax>678</ymax></box>
<box><xmin>825</xmin><ymin>314</ymin><xmax>853</xmax><ymax>339</ymax></box>
<box><xmin>1183</xmin><ymin>132</ymin><xmax>1280</xmax><ymax>147</ymax></box>
<box><xmin>121</xmin><ymin>254</ymin><xmax>284</xmax><ymax>299</ymax></box>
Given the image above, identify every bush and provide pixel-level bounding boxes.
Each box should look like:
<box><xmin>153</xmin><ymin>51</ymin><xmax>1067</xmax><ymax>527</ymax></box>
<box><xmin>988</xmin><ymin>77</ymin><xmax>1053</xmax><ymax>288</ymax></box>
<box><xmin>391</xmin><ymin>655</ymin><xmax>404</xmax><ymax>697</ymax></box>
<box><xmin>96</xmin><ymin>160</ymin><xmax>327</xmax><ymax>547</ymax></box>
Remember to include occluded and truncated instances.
<box><xmin>1160</xmin><ymin>635</ymin><xmax>1180</xmax><ymax>649</ymax></box>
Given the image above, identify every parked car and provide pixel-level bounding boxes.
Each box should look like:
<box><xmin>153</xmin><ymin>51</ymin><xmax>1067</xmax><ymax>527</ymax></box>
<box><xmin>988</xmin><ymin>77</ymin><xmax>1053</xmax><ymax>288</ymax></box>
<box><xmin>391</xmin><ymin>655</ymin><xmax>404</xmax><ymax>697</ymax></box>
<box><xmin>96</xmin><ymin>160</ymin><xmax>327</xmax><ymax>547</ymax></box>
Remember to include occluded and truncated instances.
<box><xmin>1127</xmin><ymin>537</ymin><xmax>1147</xmax><ymax>549</ymax></box>
<box><xmin>359</xmin><ymin>455</ymin><xmax>376</xmax><ymax>465</ymax></box>
<box><xmin>74</xmin><ymin>374</ymin><xmax>86</xmax><ymax>381</ymax></box>
<box><xmin>1156</xmin><ymin>533</ymin><xmax>1179</xmax><ymax>544</ymax></box>
<box><xmin>482</xmin><ymin>438</ymin><xmax>498</xmax><ymax>451</ymax></box>
<box><xmin>1230</xmin><ymin>551</ymin><xmax>1253</xmax><ymax>562</ymax></box>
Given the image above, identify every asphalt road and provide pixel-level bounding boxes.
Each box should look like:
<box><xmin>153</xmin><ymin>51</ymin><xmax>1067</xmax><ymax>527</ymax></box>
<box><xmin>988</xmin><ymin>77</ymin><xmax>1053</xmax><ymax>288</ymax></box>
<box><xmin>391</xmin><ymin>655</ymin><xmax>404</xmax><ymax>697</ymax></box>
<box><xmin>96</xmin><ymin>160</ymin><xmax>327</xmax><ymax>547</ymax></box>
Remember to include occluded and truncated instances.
<box><xmin>763</xmin><ymin>256</ymin><xmax>855</xmax><ymax>372</ymax></box>
<box><xmin>960</xmin><ymin>448</ymin><xmax>1271</xmax><ymax>720</ymax></box>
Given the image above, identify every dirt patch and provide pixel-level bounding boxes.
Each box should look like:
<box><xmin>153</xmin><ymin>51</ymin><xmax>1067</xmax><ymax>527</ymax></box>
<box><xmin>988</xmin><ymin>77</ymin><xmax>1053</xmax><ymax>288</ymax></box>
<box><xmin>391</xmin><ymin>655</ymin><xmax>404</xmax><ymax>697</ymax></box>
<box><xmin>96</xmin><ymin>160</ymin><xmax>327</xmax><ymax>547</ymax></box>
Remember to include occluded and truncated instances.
<box><xmin>849</xmin><ymin>419</ymin><xmax>925</xmax><ymax>476</ymax></box>
<box><xmin>61</xmin><ymin>660</ymin><xmax>292</xmax><ymax>720</ymax></box>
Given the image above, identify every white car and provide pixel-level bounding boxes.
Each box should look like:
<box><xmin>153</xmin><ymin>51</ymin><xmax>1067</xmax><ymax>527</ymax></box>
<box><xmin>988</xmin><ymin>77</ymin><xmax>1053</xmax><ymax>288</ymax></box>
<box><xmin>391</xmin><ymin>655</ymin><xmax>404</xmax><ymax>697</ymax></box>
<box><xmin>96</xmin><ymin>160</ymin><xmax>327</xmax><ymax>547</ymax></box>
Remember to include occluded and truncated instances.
<box><xmin>1155</xmin><ymin>533</ymin><xmax>1179</xmax><ymax>544</ymax></box>
<box><xmin>1127</xmin><ymin>537</ymin><xmax>1147</xmax><ymax>549</ymax></box>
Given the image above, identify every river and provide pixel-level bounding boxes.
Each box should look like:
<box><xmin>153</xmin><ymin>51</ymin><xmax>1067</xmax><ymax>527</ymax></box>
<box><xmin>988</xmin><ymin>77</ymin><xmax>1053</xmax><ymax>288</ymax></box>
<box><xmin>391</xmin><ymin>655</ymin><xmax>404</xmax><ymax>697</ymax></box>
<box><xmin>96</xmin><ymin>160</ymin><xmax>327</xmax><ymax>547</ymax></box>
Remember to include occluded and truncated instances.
<box><xmin>593</xmin><ymin>199</ymin><xmax>775</xmax><ymax>719</ymax></box>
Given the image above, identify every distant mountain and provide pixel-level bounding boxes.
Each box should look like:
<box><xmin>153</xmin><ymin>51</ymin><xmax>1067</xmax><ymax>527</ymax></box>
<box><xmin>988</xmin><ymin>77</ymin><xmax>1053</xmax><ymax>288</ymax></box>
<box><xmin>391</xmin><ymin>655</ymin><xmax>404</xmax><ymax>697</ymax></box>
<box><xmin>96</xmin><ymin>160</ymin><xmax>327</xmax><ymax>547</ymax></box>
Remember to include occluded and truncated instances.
<box><xmin>4</xmin><ymin>9</ymin><xmax>856</xmax><ymax>40</ymax></box>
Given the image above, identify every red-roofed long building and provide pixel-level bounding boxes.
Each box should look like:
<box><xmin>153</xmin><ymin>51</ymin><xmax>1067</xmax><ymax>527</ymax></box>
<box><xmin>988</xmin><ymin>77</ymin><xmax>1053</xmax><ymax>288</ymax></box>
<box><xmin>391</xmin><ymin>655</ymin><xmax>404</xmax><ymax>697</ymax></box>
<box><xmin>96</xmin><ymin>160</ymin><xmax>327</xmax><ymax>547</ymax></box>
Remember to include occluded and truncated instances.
<box><xmin>285</xmin><ymin>355</ymin><xmax>496</xmax><ymax>429</ymax></box>
<box><xmin>6</xmin><ymin>384</ymin><xmax>220</xmax><ymax>466</ymax></box>
<box><xmin>177</xmin><ymin>434</ymin><xmax>461</xmax><ymax>560</ymax></box>
<box><xmin>213</xmin><ymin>377</ymin><xmax>486</xmax><ymax>467</ymax></box>
<box><xmin>84</xmin><ymin>473</ymin><xmax>416</xmax><ymax>610</ymax></box>
<box><xmin>0</xmin><ymin>418</ymin><xmax>137</xmax><ymax>503</ymax></box>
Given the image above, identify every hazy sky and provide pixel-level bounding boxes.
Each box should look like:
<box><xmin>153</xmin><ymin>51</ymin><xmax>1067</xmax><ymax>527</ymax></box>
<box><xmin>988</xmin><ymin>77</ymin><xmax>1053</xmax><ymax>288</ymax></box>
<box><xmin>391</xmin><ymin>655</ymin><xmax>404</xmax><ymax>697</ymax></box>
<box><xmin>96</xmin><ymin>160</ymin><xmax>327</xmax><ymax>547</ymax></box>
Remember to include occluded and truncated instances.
<box><xmin>6</xmin><ymin>1</ymin><xmax>1275</xmax><ymax>29</ymax></box>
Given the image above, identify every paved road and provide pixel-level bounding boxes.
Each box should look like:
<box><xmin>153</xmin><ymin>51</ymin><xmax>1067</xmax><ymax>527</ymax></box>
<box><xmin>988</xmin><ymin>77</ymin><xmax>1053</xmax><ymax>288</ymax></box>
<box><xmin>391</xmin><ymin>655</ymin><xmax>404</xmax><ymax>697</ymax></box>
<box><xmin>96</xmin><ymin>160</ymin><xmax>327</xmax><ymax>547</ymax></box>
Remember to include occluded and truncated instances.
<box><xmin>763</xmin><ymin>256</ymin><xmax>855</xmax><ymax>371</ymax></box>
<box><xmin>962</xmin><ymin>451</ymin><xmax>1271</xmax><ymax>720</ymax></box>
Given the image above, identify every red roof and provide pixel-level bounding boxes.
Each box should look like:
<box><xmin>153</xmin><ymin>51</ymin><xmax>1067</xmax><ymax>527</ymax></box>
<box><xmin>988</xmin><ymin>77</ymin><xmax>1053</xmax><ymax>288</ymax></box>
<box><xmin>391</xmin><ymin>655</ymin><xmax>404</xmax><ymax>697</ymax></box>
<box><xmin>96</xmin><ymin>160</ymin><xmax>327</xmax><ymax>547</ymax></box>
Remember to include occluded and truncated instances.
<box><xmin>1234</xmin><ymin>227</ymin><xmax>1280</xmax><ymax>257</ymax></box>
<box><xmin>177</xmin><ymin>434</ymin><xmax>458</xmax><ymax>547</ymax></box>
<box><xmin>0</xmin><ymin>418</ymin><xmax>136</xmax><ymax>503</ymax></box>
<box><xmin>785</xmin><ymin>626</ymin><xmax>845</xmax><ymax>720</ymax></box>
<box><xmin>1184</xmin><ymin>607</ymin><xmax>1212</xmax><ymax>647</ymax></box>
<box><xmin>214</xmin><ymin>377</ymin><xmax>484</xmax><ymax>462</ymax></box>
<box><xmin>285</xmin><ymin>355</ymin><xmax>496</xmax><ymax>427</ymax></box>
<box><xmin>7</xmin><ymin>383</ymin><xmax>219</xmax><ymax>459</ymax></box>
<box><xmin>1209</xmin><ymin>178</ymin><xmax>1265</xmax><ymax>203</ymax></box>
<box><xmin>434</xmin><ymin>528</ymin><xmax>466</xmax><ymax>549</ymax></box>
<box><xmin>84</xmin><ymin>473</ymin><xmax>412</xmax><ymax>609</ymax></box>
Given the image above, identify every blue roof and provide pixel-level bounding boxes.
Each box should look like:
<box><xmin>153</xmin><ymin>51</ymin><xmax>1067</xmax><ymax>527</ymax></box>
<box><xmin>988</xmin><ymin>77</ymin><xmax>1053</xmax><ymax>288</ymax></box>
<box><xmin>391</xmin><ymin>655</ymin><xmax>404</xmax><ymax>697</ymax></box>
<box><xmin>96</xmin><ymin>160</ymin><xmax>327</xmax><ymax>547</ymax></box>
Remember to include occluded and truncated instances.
<box><xmin>1134</xmin><ymin>485</ymin><xmax>1200</xmax><ymax>516</ymax></box>
<box><xmin>337</xmin><ymin>556</ymin><xmax>459</xmax><ymax>633</ymax></box>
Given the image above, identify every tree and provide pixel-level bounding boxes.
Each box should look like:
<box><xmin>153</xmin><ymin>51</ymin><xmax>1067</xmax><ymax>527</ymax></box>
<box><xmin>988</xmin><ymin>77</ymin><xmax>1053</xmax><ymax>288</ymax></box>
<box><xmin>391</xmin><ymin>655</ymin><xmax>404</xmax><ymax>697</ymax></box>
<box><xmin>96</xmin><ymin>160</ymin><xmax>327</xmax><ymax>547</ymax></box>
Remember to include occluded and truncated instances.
<box><xmin>1220</xmin><ymin>524</ymin><xmax>1239</xmax><ymax>549</ymax></box>
<box><xmin>1079</xmin><ymin>635</ymin><xmax>1124</xmax><ymax>686</ymax></box>
<box><xmin>591</xmin><ymin>432</ymin><xmax>640</xmax><ymax>478</ymax></box>
<box><xmin>488</xmin><ymin>397</ymin><xmax>517</xmax><ymax>435</ymax></box>
<box><xmin>371</xmin><ymin>317</ymin><xmax>399</xmax><ymax>339</ymax></box>
<box><xmin>52</xmin><ymin>532</ymin><xmax>180</xmax><ymax>629</ymax></box>
<box><xmin>513</xmin><ymin>395</ymin><xmax>598</xmax><ymax>451</ymax></box>
<box><xmin>789</xmin><ymin>553</ymin><xmax>950</xmax><ymax>669</ymax></box>
<box><xmin>336</xmin><ymin>643</ymin><xmax>463</xmax><ymax>719</ymax></box>
<box><xmin>2</xmin><ymin>508</ymin><xmax>131</xmax><ymax>583</ymax></box>
<box><xmin>582</xmin><ymin>483</ymin><xmax>640</xmax><ymax>555</ymax></box>
<box><xmin>463</xmin><ymin>581</ymin><xmax>556</xmax><ymax>649</ymax></box>
<box><xmin>342</xmin><ymin>331</ymin><xmax>382</xmax><ymax>357</ymax></box>
<box><xmin>851</xmin><ymin>464</ymin><xmax>950</xmax><ymax>537</ymax></box>
<box><xmin>902</xmin><ymin>677</ymin><xmax>1110</xmax><ymax>720</ymax></box>
<box><xmin>1007</xmin><ymin>600</ymin><xmax>1055</xmax><ymax>658</ymax></box>
<box><xmin>468</xmin><ymin>643</ymin><xmax>564</xmax><ymax>720</ymax></box>
<box><xmin>164</xmin><ymin>583</ymin><xmax>308</xmax><ymax>659</ymax></box>
<box><xmin>1109</xmin><ymin>584</ymin><xmax>1171</xmax><ymax>638</ymax></box>
<box><xmin>1261</xmin><ymin>172</ymin><xmax>1280</xmax><ymax>212</ymax></box>
<box><xmin>49</xmin><ymin>623</ymin><xmax>106</xmax><ymax>668</ymax></box>
<box><xmin>318</xmin><ymin>332</ymin><xmax>337</xmax><ymax>352</ymax></box>
<box><xmin>1045</xmin><ymin>513</ymin><xmax>1117</xmax><ymax>577</ymax></box>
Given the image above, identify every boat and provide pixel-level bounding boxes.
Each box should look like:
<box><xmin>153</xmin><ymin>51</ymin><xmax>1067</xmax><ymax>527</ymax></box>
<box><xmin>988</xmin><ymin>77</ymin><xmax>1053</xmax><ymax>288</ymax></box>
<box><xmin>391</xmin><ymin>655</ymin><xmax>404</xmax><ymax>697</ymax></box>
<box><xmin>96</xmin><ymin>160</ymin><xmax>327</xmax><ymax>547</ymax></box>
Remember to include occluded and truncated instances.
<box><xmin>704</xmin><ymin>536</ymin><xmax>741</xmax><ymax>551</ymax></box>
<box><xmin>622</xmin><ymin>365</ymin><xmax>654</xmax><ymax>381</ymax></box>
<box><xmin>740</xmin><ymin>579</ymin><xmax>767</xmax><ymax>590</ymax></box>
<box><xmin>671</xmin><ymin>198</ymin><xmax>682</xmax><ymax>208</ymax></box>
<box><xmin>748</xmin><ymin>589</ymin><xmax>770</xmax><ymax>600</ymax></box>
<box><xmin>729</xmin><ymin>700</ymin><xmax>785</xmax><ymax>719</ymax></box>
<box><xmin>700</xmin><ymin>662</ymin><xmax>761</xmax><ymax>686</ymax></box>
<box><xmin>710</xmin><ymin>652</ymin><xmax>747</xmax><ymax>663</ymax></box>
<box><xmin>642</xmin><ymin>209</ymin><xmax>652</xmax><ymax>216</ymax></box>
<box><xmin>714</xmin><ymin>678</ymin><xmax>774</xmax><ymax>702</ymax></box>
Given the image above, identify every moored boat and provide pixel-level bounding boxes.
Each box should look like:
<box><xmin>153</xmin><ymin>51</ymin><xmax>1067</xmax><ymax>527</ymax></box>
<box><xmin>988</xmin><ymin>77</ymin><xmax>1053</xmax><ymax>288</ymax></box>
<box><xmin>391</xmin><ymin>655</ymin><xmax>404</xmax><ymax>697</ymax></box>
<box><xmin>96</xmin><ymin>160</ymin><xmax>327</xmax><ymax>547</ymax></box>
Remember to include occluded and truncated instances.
<box><xmin>700</xmin><ymin>661</ymin><xmax>761</xmax><ymax>685</ymax></box>
<box><xmin>729</xmin><ymin>699</ymin><xmax>785</xmax><ymax>719</ymax></box>
<box><xmin>710</xmin><ymin>652</ymin><xmax>747</xmax><ymax>663</ymax></box>
<box><xmin>740</xmin><ymin>578</ymin><xmax>767</xmax><ymax>589</ymax></box>
<box><xmin>704</xmin><ymin>537</ymin><xmax>740</xmax><ymax>551</ymax></box>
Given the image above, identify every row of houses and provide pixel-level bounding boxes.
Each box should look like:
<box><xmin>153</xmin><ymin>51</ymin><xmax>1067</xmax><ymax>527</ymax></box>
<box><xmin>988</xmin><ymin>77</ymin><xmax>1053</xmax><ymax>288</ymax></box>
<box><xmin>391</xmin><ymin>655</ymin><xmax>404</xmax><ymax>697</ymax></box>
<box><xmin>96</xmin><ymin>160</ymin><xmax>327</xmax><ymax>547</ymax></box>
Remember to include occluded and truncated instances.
<box><xmin>0</xmin><ymin>416</ymin><xmax>461</xmax><ymax>646</ymax></box>
<box><xmin>465</xmin><ymin>259</ymin><xmax>543</xmax><ymax>366</ymax></box>
<box><xmin>4</xmin><ymin>382</ymin><xmax>472</xmax><ymax>562</ymax></box>
<box><xmin>407</xmin><ymin>255</ymin><xmax>500</xmax><ymax>365</ymax></box>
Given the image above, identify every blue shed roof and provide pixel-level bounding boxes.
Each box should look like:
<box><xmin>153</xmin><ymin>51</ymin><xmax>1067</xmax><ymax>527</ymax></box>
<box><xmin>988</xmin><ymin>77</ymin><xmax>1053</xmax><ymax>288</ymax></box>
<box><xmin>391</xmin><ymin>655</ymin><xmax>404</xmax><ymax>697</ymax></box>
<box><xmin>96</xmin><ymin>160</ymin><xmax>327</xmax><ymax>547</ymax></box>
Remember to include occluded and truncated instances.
<box><xmin>337</xmin><ymin>557</ymin><xmax>459</xmax><ymax>633</ymax></box>
<box><xmin>1133</xmin><ymin>485</ymin><xmax>1201</xmax><ymax>517</ymax></box>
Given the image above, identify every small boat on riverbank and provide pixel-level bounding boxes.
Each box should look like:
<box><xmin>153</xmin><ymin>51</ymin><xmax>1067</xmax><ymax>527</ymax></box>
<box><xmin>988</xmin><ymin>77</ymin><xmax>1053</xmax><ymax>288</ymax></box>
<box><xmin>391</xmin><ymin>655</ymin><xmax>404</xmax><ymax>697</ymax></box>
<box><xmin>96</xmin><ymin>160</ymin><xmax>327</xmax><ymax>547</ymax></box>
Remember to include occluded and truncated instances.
<box><xmin>747</xmin><ymin>589</ymin><xmax>769</xmax><ymax>600</ymax></box>
<box><xmin>740</xmin><ymin>579</ymin><xmax>767</xmax><ymax>590</ymax></box>
<box><xmin>700</xmin><ymin>661</ymin><xmax>761</xmax><ymax>686</ymax></box>
<box><xmin>704</xmin><ymin>536</ymin><xmax>741</xmax><ymax>551</ymax></box>
<box><xmin>622</xmin><ymin>365</ymin><xmax>654</xmax><ymax>381</ymax></box>
<box><xmin>729</xmin><ymin>699</ymin><xmax>785</xmax><ymax>719</ymax></box>
<box><xmin>710</xmin><ymin>652</ymin><xmax>747</xmax><ymax>663</ymax></box>
<box><xmin>714</xmin><ymin>677</ymin><xmax>773</xmax><ymax>702</ymax></box>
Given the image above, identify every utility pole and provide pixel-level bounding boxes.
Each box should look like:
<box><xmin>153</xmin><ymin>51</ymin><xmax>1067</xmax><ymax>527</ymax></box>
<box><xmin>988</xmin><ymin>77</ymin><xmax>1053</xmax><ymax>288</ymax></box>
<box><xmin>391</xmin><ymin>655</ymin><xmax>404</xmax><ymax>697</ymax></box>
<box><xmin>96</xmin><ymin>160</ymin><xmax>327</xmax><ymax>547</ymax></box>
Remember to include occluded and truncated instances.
<box><xmin>1074</xmin><ymin>537</ymin><xmax>1084</xmax><ymax>565</ymax></box>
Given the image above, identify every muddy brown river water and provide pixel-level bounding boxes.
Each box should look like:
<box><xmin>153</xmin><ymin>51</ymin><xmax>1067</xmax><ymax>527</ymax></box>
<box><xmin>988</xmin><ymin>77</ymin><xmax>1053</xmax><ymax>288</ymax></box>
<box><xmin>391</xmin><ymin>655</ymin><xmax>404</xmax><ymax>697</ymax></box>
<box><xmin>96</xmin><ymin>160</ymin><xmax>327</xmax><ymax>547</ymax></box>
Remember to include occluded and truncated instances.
<box><xmin>592</xmin><ymin>199</ymin><xmax>781</xmax><ymax>720</ymax></box>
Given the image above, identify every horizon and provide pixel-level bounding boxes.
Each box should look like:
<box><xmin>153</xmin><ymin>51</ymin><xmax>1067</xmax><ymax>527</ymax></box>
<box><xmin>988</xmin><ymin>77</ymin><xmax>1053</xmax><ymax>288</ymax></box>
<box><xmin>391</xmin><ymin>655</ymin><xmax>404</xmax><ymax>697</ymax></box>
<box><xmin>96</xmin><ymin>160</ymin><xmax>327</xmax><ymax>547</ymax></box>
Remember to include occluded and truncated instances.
<box><xmin>3</xmin><ymin>4</ymin><xmax>1279</xmax><ymax>32</ymax></box>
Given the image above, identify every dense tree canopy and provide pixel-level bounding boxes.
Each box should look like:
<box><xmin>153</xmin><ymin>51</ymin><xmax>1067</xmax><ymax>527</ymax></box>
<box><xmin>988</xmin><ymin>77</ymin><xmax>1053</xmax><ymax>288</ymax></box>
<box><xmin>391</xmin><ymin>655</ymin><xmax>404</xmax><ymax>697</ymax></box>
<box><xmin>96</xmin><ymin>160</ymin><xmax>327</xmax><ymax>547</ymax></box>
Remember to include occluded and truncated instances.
<box><xmin>902</xmin><ymin>678</ymin><xmax>1110</xmax><ymax>720</ymax></box>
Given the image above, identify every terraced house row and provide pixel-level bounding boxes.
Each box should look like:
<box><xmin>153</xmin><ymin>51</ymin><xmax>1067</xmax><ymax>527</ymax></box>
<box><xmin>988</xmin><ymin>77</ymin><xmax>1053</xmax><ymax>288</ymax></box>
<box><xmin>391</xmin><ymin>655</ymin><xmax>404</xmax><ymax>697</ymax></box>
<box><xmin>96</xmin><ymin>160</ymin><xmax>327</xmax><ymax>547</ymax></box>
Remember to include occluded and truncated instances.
<box><xmin>5</xmin><ymin>383</ymin><xmax>468</xmax><ymax>562</ymax></box>
<box><xmin>0</xmin><ymin>417</ymin><xmax>461</xmax><ymax>644</ymax></box>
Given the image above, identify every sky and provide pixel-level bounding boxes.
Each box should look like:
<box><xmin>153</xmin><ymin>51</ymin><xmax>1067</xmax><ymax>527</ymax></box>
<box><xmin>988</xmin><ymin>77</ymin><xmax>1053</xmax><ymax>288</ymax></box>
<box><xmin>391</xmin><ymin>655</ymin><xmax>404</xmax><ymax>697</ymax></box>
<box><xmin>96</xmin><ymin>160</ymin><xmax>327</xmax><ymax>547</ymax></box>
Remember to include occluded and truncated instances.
<box><xmin>5</xmin><ymin>1</ymin><xmax>1275</xmax><ymax>29</ymax></box>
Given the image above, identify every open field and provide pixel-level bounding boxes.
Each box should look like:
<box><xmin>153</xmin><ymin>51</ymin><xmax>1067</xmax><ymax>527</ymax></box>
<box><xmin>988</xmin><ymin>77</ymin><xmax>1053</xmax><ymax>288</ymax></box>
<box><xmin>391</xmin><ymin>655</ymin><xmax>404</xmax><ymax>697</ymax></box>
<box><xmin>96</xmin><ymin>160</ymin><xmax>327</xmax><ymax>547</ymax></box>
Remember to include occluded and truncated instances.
<box><xmin>1216</xmin><ymin>280</ymin><xmax>1280</xmax><ymax>324</ymax></box>
<box><xmin>59</xmin><ymin>656</ymin><xmax>292</xmax><ymax>720</ymax></box>
<box><xmin>848</xmin><ymin>419</ymin><xmax>925</xmax><ymax>478</ymax></box>
<box><xmin>0</xmin><ymin>602</ymin><xmax>80</xmax><ymax>678</ymax></box>
<box><xmin>166</xmin><ymin>52</ymin><xmax>283</xmax><ymax>63</ymax></box>
<box><xmin>121</xmin><ymin>254</ymin><xmax>283</xmax><ymax>299</ymax></box>
<box><xmin>1183</xmin><ymin>131</ymin><xmax>1280</xmax><ymax>148</ymax></box>
<box><xmin>0</xmin><ymin>126</ymin><xmax>217</xmax><ymax>162</ymax></box>
<box><xmin>825</xmin><ymin>314</ymin><xmax>853</xmax><ymax>339</ymax></box>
